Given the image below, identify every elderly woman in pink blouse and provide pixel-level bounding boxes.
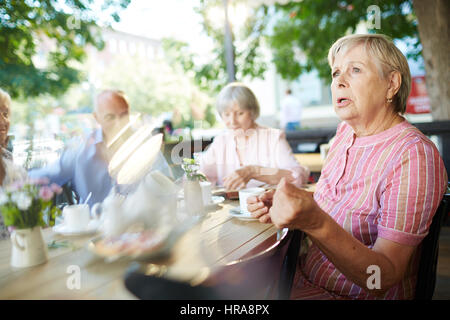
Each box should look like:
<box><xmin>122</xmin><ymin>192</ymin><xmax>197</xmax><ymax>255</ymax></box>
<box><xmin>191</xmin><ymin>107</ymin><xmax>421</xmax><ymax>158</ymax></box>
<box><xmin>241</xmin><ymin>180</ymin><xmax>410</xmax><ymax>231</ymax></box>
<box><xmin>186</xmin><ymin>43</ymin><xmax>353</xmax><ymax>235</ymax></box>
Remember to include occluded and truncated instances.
<box><xmin>248</xmin><ymin>34</ymin><xmax>447</xmax><ymax>300</ymax></box>
<box><xmin>199</xmin><ymin>82</ymin><xmax>309</xmax><ymax>191</ymax></box>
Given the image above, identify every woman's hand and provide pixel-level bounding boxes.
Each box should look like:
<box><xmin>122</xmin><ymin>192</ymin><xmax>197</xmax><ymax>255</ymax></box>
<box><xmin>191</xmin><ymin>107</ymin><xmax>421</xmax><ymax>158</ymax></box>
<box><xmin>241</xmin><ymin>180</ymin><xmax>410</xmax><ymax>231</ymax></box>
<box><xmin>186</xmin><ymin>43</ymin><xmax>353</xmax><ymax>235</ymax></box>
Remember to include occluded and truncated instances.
<box><xmin>247</xmin><ymin>189</ymin><xmax>275</xmax><ymax>224</ymax></box>
<box><xmin>223</xmin><ymin>166</ymin><xmax>256</xmax><ymax>190</ymax></box>
<box><xmin>268</xmin><ymin>178</ymin><xmax>323</xmax><ymax>232</ymax></box>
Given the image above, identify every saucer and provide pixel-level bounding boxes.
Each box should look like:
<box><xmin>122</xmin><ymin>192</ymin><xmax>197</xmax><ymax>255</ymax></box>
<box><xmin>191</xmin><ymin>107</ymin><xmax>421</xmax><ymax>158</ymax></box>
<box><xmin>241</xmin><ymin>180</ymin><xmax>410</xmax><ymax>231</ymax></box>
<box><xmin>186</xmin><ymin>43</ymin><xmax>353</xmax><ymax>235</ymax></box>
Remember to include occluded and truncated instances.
<box><xmin>229</xmin><ymin>206</ymin><xmax>258</xmax><ymax>221</ymax></box>
<box><xmin>205</xmin><ymin>196</ymin><xmax>225</xmax><ymax>207</ymax></box>
<box><xmin>53</xmin><ymin>220</ymin><xmax>101</xmax><ymax>236</ymax></box>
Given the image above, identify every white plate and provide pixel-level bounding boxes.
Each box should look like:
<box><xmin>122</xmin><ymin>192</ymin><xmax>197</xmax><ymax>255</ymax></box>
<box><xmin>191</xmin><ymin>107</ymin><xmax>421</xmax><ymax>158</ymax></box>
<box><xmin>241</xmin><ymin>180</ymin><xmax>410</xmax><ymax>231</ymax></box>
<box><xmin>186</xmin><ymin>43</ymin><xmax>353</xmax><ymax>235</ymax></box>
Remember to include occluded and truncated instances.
<box><xmin>205</xmin><ymin>196</ymin><xmax>225</xmax><ymax>207</ymax></box>
<box><xmin>178</xmin><ymin>196</ymin><xmax>225</xmax><ymax>207</ymax></box>
<box><xmin>229</xmin><ymin>206</ymin><xmax>259</xmax><ymax>221</ymax></box>
<box><xmin>53</xmin><ymin>220</ymin><xmax>101</xmax><ymax>236</ymax></box>
<box><xmin>87</xmin><ymin>216</ymin><xmax>201</xmax><ymax>262</ymax></box>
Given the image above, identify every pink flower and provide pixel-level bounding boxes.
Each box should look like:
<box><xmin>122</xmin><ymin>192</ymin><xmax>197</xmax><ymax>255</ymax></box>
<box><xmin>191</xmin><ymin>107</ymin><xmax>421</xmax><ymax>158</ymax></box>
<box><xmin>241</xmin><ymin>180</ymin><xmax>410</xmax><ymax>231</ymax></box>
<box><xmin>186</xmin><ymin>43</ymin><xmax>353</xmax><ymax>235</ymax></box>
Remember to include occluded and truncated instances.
<box><xmin>50</xmin><ymin>183</ymin><xmax>63</xmax><ymax>195</ymax></box>
<box><xmin>39</xmin><ymin>186</ymin><xmax>54</xmax><ymax>201</ymax></box>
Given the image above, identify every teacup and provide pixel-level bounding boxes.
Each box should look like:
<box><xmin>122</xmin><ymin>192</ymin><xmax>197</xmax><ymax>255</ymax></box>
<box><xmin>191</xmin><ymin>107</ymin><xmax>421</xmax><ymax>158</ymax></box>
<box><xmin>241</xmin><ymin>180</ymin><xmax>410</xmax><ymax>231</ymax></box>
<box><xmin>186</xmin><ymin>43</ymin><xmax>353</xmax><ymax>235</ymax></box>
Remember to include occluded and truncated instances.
<box><xmin>63</xmin><ymin>204</ymin><xmax>91</xmax><ymax>231</ymax></box>
<box><xmin>239</xmin><ymin>187</ymin><xmax>265</xmax><ymax>216</ymax></box>
<box><xmin>200</xmin><ymin>181</ymin><xmax>212</xmax><ymax>206</ymax></box>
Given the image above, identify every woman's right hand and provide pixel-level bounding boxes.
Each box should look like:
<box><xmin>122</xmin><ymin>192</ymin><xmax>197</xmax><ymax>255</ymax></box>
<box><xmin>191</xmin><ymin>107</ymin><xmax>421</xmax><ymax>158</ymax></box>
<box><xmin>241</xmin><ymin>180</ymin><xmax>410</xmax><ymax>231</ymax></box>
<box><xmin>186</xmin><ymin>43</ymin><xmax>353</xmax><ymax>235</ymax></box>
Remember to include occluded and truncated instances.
<box><xmin>246</xmin><ymin>189</ymin><xmax>275</xmax><ymax>223</ymax></box>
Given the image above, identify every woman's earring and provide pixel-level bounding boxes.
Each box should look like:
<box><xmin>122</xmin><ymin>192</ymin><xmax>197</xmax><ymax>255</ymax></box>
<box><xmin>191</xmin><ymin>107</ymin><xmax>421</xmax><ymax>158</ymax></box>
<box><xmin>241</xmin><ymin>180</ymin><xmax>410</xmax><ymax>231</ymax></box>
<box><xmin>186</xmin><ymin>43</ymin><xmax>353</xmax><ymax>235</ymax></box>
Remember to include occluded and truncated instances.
<box><xmin>387</xmin><ymin>97</ymin><xmax>393</xmax><ymax>103</ymax></box>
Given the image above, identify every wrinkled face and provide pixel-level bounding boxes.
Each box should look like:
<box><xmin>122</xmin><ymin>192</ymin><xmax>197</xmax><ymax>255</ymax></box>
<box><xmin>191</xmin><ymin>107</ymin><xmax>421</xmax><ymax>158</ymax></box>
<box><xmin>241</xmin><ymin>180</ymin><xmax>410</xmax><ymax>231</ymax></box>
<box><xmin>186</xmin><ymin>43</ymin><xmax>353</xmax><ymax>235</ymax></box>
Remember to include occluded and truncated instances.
<box><xmin>331</xmin><ymin>45</ymin><xmax>390</xmax><ymax>125</ymax></box>
<box><xmin>221</xmin><ymin>102</ymin><xmax>254</xmax><ymax>131</ymax></box>
<box><xmin>94</xmin><ymin>94</ymin><xmax>130</xmax><ymax>140</ymax></box>
<box><xmin>0</xmin><ymin>101</ymin><xmax>10</xmax><ymax>148</ymax></box>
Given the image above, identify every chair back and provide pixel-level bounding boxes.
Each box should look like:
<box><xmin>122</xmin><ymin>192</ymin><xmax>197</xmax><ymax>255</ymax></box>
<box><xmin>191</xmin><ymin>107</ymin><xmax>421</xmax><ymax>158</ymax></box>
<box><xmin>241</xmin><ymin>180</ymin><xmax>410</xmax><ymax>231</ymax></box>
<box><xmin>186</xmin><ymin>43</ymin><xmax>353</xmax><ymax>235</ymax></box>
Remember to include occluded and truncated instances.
<box><xmin>414</xmin><ymin>192</ymin><xmax>450</xmax><ymax>300</ymax></box>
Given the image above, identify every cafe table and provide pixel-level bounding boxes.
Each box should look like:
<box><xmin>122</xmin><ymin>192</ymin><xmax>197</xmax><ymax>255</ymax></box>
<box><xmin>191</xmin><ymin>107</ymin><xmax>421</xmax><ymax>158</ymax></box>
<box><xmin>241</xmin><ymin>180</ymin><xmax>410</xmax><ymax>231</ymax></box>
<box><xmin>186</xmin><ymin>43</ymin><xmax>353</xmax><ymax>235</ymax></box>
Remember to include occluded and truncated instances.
<box><xmin>294</xmin><ymin>153</ymin><xmax>324</xmax><ymax>173</ymax></box>
<box><xmin>0</xmin><ymin>199</ymin><xmax>283</xmax><ymax>300</ymax></box>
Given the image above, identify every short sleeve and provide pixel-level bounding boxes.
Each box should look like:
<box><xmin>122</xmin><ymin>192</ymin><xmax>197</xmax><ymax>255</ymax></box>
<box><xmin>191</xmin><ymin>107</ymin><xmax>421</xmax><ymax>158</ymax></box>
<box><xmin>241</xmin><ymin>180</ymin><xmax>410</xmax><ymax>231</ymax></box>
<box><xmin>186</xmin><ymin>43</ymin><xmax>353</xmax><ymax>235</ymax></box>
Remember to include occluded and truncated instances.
<box><xmin>378</xmin><ymin>141</ymin><xmax>447</xmax><ymax>246</ymax></box>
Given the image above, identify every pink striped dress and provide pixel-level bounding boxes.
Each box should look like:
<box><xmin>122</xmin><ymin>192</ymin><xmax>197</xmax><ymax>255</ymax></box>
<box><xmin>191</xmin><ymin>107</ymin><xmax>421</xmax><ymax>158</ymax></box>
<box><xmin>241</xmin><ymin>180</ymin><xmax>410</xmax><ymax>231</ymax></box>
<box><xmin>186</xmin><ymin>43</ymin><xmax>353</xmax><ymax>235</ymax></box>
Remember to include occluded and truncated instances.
<box><xmin>291</xmin><ymin>119</ymin><xmax>448</xmax><ymax>300</ymax></box>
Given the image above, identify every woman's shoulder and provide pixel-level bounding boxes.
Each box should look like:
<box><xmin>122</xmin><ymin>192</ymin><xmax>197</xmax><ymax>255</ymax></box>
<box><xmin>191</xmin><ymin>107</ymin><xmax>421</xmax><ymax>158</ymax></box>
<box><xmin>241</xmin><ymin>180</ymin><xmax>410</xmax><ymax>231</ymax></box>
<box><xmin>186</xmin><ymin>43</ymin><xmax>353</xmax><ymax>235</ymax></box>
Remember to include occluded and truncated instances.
<box><xmin>384</xmin><ymin>121</ymin><xmax>444</xmax><ymax>168</ymax></box>
<box><xmin>211</xmin><ymin>130</ymin><xmax>230</xmax><ymax>142</ymax></box>
<box><xmin>396</xmin><ymin>121</ymin><xmax>439</xmax><ymax>151</ymax></box>
<box><xmin>255</xmin><ymin>125</ymin><xmax>285</xmax><ymax>139</ymax></box>
<box><xmin>206</xmin><ymin>130</ymin><xmax>230</xmax><ymax>150</ymax></box>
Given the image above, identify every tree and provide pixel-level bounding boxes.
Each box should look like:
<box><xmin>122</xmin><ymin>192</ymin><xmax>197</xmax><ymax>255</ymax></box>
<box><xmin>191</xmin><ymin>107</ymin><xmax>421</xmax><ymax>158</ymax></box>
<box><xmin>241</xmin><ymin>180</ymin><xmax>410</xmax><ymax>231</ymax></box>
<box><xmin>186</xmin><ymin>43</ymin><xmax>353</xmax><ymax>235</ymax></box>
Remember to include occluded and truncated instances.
<box><xmin>0</xmin><ymin>0</ymin><xmax>130</xmax><ymax>99</ymax></box>
<box><xmin>266</xmin><ymin>0</ymin><xmax>449</xmax><ymax>120</ymax></box>
<box><xmin>163</xmin><ymin>0</ymin><xmax>270</xmax><ymax>95</ymax></box>
<box><xmin>412</xmin><ymin>0</ymin><xmax>450</xmax><ymax>119</ymax></box>
<box><xmin>267</xmin><ymin>0</ymin><xmax>418</xmax><ymax>81</ymax></box>
<box><xmin>99</xmin><ymin>54</ymin><xmax>215</xmax><ymax>128</ymax></box>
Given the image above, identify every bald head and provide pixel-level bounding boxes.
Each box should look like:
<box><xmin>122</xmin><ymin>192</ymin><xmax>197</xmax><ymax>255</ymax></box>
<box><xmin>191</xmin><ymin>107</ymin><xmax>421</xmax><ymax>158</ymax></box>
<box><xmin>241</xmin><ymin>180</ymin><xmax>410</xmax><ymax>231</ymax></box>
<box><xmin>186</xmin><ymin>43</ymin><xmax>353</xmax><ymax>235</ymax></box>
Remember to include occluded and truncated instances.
<box><xmin>94</xmin><ymin>90</ymin><xmax>130</xmax><ymax>142</ymax></box>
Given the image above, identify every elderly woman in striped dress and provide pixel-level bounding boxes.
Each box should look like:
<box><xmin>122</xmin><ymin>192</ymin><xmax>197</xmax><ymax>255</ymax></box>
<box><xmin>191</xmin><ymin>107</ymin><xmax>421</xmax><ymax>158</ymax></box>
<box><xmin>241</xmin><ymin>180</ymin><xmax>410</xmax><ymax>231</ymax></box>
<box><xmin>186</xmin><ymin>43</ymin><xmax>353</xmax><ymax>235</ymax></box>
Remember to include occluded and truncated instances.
<box><xmin>247</xmin><ymin>34</ymin><xmax>448</xmax><ymax>300</ymax></box>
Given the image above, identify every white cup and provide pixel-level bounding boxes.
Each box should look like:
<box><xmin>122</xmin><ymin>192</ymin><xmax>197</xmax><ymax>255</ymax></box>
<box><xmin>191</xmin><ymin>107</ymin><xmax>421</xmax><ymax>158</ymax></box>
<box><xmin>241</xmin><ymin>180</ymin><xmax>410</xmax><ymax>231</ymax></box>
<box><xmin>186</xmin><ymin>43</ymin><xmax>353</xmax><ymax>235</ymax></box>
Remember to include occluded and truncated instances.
<box><xmin>239</xmin><ymin>187</ymin><xmax>265</xmax><ymax>216</ymax></box>
<box><xmin>200</xmin><ymin>181</ymin><xmax>212</xmax><ymax>206</ymax></box>
<box><xmin>63</xmin><ymin>204</ymin><xmax>91</xmax><ymax>231</ymax></box>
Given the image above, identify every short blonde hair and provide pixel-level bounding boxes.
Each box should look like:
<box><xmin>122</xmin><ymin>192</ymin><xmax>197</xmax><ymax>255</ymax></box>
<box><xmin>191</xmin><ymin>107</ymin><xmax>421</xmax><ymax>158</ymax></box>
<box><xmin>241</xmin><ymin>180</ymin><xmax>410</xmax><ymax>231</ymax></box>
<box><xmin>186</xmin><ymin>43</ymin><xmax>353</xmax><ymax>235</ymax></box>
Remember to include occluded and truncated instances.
<box><xmin>216</xmin><ymin>82</ymin><xmax>260</xmax><ymax>119</ymax></box>
<box><xmin>0</xmin><ymin>88</ymin><xmax>11</xmax><ymax>110</ymax></box>
<box><xmin>328</xmin><ymin>34</ymin><xmax>411</xmax><ymax>114</ymax></box>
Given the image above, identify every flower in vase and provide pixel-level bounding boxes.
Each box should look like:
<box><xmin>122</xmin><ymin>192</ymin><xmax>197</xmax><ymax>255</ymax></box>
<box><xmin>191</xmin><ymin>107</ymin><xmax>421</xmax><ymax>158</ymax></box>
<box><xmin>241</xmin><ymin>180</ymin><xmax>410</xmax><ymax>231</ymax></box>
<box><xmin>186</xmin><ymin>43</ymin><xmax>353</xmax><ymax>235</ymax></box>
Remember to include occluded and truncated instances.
<box><xmin>0</xmin><ymin>178</ymin><xmax>63</xmax><ymax>229</ymax></box>
<box><xmin>181</xmin><ymin>158</ymin><xmax>207</xmax><ymax>182</ymax></box>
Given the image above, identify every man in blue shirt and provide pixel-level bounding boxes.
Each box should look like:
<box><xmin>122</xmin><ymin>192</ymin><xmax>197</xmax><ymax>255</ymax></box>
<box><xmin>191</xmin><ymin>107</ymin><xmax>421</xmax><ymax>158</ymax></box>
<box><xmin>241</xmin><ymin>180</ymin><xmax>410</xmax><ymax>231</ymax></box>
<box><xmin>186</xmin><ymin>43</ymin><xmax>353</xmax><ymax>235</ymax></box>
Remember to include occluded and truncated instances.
<box><xmin>29</xmin><ymin>90</ymin><xmax>172</xmax><ymax>207</ymax></box>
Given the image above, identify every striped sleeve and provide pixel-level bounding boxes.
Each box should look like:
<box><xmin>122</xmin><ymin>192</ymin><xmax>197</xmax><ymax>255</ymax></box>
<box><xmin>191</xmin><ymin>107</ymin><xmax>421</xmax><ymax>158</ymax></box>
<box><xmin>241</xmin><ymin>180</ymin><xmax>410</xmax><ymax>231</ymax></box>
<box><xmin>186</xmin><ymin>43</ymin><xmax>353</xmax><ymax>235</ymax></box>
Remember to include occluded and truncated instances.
<box><xmin>378</xmin><ymin>140</ymin><xmax>447</xmax><ymax>246</ymax></box>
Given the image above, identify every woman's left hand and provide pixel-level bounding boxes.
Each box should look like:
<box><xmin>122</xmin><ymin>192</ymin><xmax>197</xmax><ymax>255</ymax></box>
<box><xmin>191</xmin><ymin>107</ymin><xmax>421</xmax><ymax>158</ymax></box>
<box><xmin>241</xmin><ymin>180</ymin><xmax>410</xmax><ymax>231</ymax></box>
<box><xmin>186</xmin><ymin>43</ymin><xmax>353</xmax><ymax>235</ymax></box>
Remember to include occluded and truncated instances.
<box><xmin>223</xmin><ymin>166</ymin><xmax>256</xmax><ymax>190</ymax></box>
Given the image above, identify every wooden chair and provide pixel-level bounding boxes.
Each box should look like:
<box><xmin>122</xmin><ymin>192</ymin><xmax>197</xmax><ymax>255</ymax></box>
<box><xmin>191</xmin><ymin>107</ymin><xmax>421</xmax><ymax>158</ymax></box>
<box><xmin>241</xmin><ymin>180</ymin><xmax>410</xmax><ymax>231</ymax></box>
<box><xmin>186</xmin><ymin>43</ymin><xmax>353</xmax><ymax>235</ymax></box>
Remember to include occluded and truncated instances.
<box><xmin>414</xmin><ymin>192</ymin><xmax>450</xmax><ymax>300</ymax></box>
<box><xmin>123</xmin><ymin>229</ymin><xmax>303</xmax><ymax>300</ymax></box>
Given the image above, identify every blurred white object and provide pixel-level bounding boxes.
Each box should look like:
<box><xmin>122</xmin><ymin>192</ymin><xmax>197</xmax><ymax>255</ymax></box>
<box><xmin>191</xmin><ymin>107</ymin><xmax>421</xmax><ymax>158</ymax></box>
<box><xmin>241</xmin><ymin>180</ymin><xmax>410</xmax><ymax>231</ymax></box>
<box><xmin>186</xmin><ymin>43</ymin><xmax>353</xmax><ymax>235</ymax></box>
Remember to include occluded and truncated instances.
<box><xmin>97</xmin><ymin>193</ymin><xmax>125</xmax><ymax>237</ymax></box>
<box><xmin>99</xmin><ymin>171</ymin><xmax>179</xmax><ymax>237</ymax></box>
<box><xmin>200</xmin><ymin>181</ymin><xmax>212</xmax><ymax>206</ymax></box>
<box><xmin>110</xmin><ymin>132</ymin><xmax>163</xmax><ymax>185</ymax></box>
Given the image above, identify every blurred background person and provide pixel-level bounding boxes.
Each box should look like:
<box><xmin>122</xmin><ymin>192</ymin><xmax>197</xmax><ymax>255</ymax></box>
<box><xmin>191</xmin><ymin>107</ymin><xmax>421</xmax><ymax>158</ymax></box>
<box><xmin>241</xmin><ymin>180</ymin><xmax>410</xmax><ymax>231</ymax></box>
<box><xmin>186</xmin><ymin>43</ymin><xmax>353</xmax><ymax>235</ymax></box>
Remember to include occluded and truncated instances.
<box><xmin>29</xmin><ymin>90</ymin><xmax>172</xmax><ymax>207</ymax></box>
<box><xmin>199</xmin><ymin>82</ymin><xmax>309</xmax><ymax>191</ymax></box>
<box><xmin>280</xmin><ymin>88</ymin><xmax>303</xmax><ymax>131</ymax></box>
<box><xmin>0</xmin><ymin>88</ymin><xmax>27</xmax><ymax>239</ymax></box>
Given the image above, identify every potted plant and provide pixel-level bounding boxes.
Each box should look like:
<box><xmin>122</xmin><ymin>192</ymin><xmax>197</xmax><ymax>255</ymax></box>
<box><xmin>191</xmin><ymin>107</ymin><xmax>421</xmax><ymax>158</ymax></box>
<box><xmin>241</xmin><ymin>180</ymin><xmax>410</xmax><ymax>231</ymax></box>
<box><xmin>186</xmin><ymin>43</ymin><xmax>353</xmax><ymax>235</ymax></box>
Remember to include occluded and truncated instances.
<box><xmin>181</xmin><ymin>158</ymin><xmax>207</xmax><ymax>216</ymax></box>
<box><xmin>0</xmin><ymin>178</ymin><xmax>62</xmax><ymax>268</ymax></box>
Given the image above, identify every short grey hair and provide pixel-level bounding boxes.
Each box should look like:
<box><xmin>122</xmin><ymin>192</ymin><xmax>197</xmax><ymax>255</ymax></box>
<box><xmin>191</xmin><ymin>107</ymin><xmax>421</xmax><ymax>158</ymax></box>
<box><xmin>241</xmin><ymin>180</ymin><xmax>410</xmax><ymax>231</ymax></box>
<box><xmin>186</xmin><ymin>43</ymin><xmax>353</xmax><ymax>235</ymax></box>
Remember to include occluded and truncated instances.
<box><xmin>0</xmin><ymin>88</ymin><xmax>11</xmax><ymax>110</ymax></box>
<box><xmin>328</xmin><ymin>33</ymin><xmax>411</xmax><ymax>114</ymax></box>
<box><xmin>216</xmin><ymin>82</ymin><xmax>260</xmax><ymax>119</ymax></box>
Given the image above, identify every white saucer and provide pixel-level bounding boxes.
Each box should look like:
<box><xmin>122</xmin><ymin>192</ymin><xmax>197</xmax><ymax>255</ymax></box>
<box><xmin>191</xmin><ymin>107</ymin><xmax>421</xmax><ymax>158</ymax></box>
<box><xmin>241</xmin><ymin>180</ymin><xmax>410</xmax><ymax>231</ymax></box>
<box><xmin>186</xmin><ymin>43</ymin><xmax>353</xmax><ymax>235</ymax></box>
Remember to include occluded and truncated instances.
<box><xmin>229</xmin><ymin>206</ymin><xmax>258</xmax><ymax>221</ymax></box>
<box><xmin>53</xmin><ymin>220</ymin><xmax>101</xmax><ymax>236</ymax></box>
<box><xmin>205</xmin><ymin>196</ymin><xmax>225</xmax><ymax>207</ymax></box>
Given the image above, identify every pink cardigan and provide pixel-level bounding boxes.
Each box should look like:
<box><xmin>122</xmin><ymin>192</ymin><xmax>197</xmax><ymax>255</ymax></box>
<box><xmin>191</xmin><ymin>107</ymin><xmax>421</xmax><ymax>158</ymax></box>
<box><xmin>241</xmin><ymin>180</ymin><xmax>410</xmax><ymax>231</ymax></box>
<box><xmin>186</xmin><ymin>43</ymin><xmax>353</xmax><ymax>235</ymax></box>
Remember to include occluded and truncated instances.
<box><xmin>199</xmin><ymin>125</ymin><xmax>310</xmax><ymax>188</ymax></box>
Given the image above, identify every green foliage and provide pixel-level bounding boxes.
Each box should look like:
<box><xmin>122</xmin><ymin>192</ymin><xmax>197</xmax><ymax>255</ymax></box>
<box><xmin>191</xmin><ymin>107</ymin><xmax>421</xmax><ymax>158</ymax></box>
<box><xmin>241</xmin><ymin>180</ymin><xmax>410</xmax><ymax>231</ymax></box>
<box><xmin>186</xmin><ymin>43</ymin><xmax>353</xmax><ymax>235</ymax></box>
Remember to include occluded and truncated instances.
<box><xmin>0</xmin><ymin>0</ymin><xmax>130</xmax><ymax>98</ymax></box>
<box><xmin>182</xmin><ymin>158</ymin><xmax>207</xmax><ymax>182</ymax></box>
<box><xmin>267</xmin><ymin>0</ymin><xmax>419</xmax><ymax>82</ymax></box>
<box><xmin>99</xmin><ymin>54</ymin><xmax>213</xmax><ymax>125</ymax></box>
<box><xmin>165</xmin><ymin>0</ymin><xmax>419</xmax><ymax>95</ymax></box>
<box><xmin>163</xmin><ymin>0</ymin><xmax>270</xmax><ymax>94</ymax></box>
